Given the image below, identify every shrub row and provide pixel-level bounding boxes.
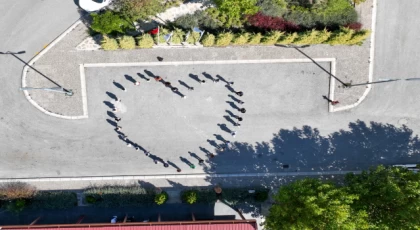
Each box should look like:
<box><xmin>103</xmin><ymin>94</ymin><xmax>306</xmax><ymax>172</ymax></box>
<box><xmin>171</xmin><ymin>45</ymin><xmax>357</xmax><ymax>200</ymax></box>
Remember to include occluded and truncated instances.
<box><xmin>101</xmin><ymin>27</ymin><xmax>370</xmax><ymax>50</ymax></box>
<box><xmin>201</xmin><ymin>28</ymin><xmax>370</xmax><ymax>47</ymax></box>
<box><xmin>180</xmin><ymin>188</ymin><xmax>269</xmax><ymax>204</ymax></box>
<box><xmin>83</xmin><ymin>185</ymin><xmax>155</xmax><ymax>207</ymax></box>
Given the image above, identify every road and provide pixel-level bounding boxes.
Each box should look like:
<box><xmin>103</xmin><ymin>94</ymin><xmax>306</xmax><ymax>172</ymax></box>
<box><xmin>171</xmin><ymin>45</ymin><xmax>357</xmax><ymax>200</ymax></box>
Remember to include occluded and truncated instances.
<box><xmin>0</xmin><ymin>0</ymin><xmax>419</xmax><ymax>179</ymax></box>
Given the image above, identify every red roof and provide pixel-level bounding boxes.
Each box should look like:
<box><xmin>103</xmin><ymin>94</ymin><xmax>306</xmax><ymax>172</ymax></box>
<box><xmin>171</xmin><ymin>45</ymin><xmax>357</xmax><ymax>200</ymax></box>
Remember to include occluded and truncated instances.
<box><xmin>2</xmin><ymin>221</ymin><xmax>257</xmax><ymax>230</ymax></box>
<box><xmin>14</xmin><ymin>224</ymin><xmax>255</xmax><ymax>230</ymax></box>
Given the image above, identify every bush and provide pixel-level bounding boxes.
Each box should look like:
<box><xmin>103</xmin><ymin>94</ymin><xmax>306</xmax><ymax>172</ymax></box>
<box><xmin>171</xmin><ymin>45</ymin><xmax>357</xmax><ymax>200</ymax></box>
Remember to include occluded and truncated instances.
<box><xmin>294</xmin><ymin>29</ymin><xmax>323</xmax><ymax>44</ymax></box>
<box><xmin>232</xmin><ymin>33</ymin><xmax>250</xmax><ymax>45</ymax></box>
<box><xmin>170</xmin><ymin>28</ymin><xmax>185</xmax><ymax>44</ymax></box>
<box><xmin>85</xmin><ymin>195</ymin><xmax>96</xmax><ymax>204</ymax></box>
<box><xmin>327</xmin><ymin>27</ymin><xmax>354</xmax><ymax>45</ymax></box>
<box><xmin>113</xmin><ymin>0</ymin><xmax>164</xmax><ymax>21</ymax></box>
<box><xmin>186</xmin><ymin>31</ymin><xmax>201</xmax><ymax>44</ymax></box>
<box><xmin>101</xmin><ymin>35</ymin><xmax>119</xmax><ymax>50</ymax></box>
<box><xmin>204</xmin><ymin>7</ymin><xmax>241</xmax><ymax>29</ymax></box>
<box><xmin>247</xmin><ymin>12</ymin><xmax>299</xmax><ymax>31</ymax></box>
<box><xmin>347</xmin><ymin>30</ymin><xmax>371</xmax><ymax>46</ymax></box>
<box><xmin>262</xmin><ymin>31</ymin><xmax>284</xmax><ymax>45</ymax></box>
<box><xmin>83</xmin><ymin>185</ymin><xmax>155</xmax><ymax>207</ymax></box>
<box><xmin>29</xmin><ymin>191</ymin><xmax>77</xmax><ymax>210</ymax></box>
<box><xmin>312</xmin><ymin>28</ymin><xmax>332</xmax><ymax>44</ymax></box>
<box><xmin>0</xmin><ymin>182</ymin><xmax>36</xmax><ymax>200</ymax></box>
<box><xmin>137</xmin><ymin>34</ymin><xmax>155</xmax><ymax>48</ymax></box>
<box><xmin>215</xmin><ymin>32</ymin><xmax>234</xmax><ymax>46</ymax></box>
<box><xmin>284</xmin><ymin>0</ymin><xmax>358</xmax><ymax>29</ymax></box>
<box><xmin>90</xmin><ymin>11</ymin><xmax>132</xmax><ymax>34</ymax></box>
<box><xmin>248</xmin><ymin>33</ymin><xmax>263</xmax><ymax>45</ymax></box>
<box><xmin>5</xmin><ymin>199</ymin><xmax>26</xmax><ymax>213</ymax></box>
<box><xmin>154</xmin><ymin>27</ymin><xmax>170</xmax><ymax>44</ymax></box>
<box><xmin>201</xmin><ymin>33</ymin><xmax>216</xmax><ymax>47</ymax></box>
<box><xmin>257</xmin><ymin>0</ymin><xmax>288</xmax><ymax>17</ymax></box>
<box><xmin>155</xmin><ymin>191</ymin><xmax>169</xmax><ymax>205</ymax></box>
<box><xmin>214</xmin><ymin>0</ymin><xmax>260</xmax><ymax>26</ymax></box>
<box><xmin>277</xmin><ymin>32</ymin><xmax>298</xmax><ymax>44</ymax></box>
<box><xmin>182</xmin><ymin>190</ymin><xmax>198</xmax><ymax>204</ymax></box>
<box><xmin>118</xmin><ymin>36</ymin><xmax>136</xmax><ymax>49</ymax></box>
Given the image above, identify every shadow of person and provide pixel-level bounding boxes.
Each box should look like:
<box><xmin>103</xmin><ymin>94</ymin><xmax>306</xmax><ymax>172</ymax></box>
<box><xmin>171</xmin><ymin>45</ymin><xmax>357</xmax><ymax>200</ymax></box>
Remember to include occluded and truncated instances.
<box><xmin>178</xmin><ymin>80</ymin><xmax>192</xmax><ymax>89</ymax></box>
<box><xmin>144</xmin><ymin>69</ymin><xmax>156</xmax><ymax>78</ymax></box>
<box><xmin>103</xmin><ymin>101</ymin><xmax>115</xmax><ymax>109</ymax></box>
<box><xmin>228</xmin><ymin>95</ymin><xmax>241</xmax><ymax>103</ymax></box>
<box><xmin>217</xmin><ymin>124</ymin><xmax>232</xmax><ymax>134</ymax></box>
<box><xmin>226</xmin><ymin>101</ymin><xmax>240</xmax><ymax>111</ymax></box>
<box><xmin>106</xmin><ymin>91</ymin><xmax>118</xmax><ymax>101</ymax></box>
<box><xmin>202</xmin><ymin>72</ymin><xmax>215</xmax><ymax>81</ymax></box>
<box><xmin>106</xmin><ymin>119</ymin><xmax>117</xmax><ymax>127</ymax></box>
<box><xmin>137</xmin><ymin>73</ymin><xmax>150</xmax><ymax>81</ymax></box>
<box><xmin>124</xmin><ymin>74</ymin><xmax>136</xmax><ymax>83</ymax></box>
<box><xmin>224</xmin><ymin>115</ymin><xmax>236</xmax><ymax>126</ymax></box>
<box><xmin>188</xmin><ymin>73</ymin><xmax>201</xmax><ymax>82</ymax></box>
<box><xmin>112</xmin><ymin>81</ymin><xmax>125</xmax><ymax>91</ymax></box>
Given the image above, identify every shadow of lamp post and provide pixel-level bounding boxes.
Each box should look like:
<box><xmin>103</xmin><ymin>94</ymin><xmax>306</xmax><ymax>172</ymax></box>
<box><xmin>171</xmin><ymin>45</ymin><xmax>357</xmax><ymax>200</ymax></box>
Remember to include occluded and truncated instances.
<box><xmin>0</xmin><ymin>51</ymin><xmax>73</xmax><ymax>96</ymax></box>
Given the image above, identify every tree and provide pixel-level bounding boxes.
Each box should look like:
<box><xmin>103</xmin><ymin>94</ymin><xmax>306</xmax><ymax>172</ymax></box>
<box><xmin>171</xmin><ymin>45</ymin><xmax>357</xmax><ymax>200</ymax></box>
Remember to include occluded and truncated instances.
<box><xmin>113</xmin><ymin>0</ymin><xmax>164</xmax><ymax>21</ymax></box>
<box><xmin>265</xmin><ymin>178</ymin><xmax>369</xmax><ymax>230</ymax></box>
<box><xmin>345</xmin><ymin>165</ymin><xmax>420</xmax><ymax>229</ymax></box>
<box><xmin>90</xmin><ymin>11</ymin><xmax>132</xmax><ymax>34</ymax></box>
<box><xmin>213</xmin><ymin>0</ymin><xmax>260</xmax><ymax>27</ymax></box>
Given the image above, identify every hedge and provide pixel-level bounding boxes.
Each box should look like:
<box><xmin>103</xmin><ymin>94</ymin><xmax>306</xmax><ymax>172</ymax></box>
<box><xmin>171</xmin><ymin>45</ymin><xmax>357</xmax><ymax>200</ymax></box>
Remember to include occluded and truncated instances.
<box><xmin>181</xmin><ymin>187</ymin><xmax>270</xmax><ymax>204</ymax></box>
<box><xmin>118</xmin><ymin>35</ymin><xmax>136</xmax><ymax>49</ymax></box>
<box><xmin>83</xmin><ymin>185</ymin><xmax>155</xmax><ymax>207</ymax></box>
<box><xmin>101</xmin><ymin>27</ymin><xmax>370</xmax><ymax>49</ymax></box>
<box><xmin>29</xmin><ymin>191</ymin><xmax>77</xmax><ymax>210</ymax></box>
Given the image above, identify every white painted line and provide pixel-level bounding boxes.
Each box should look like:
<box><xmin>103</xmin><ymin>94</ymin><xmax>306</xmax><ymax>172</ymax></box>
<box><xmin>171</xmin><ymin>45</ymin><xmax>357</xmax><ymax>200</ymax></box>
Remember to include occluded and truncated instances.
<box><xmin>21</xmin><ymin>20</ymin><xmax>85</xmax><ymax>120</ymax></box>
<box><xmin>79</xmin><ymin>64</ymin><xmax>89</xmax><ymax>117</ymax></box>
<box><xmin>332</xmin><ymin>0</ymin><xmax>377</xmax><ymax>112</ymax></box>
<box><xmin>83</xmin><ymin>58</ymin><xmax>335</xmax><ymax>68</ymax></box>
<box><xmin>0</xmin><ymin>170</ymin><xmax>361</xmax><ymax>183</ymax></box>
<box><xmin>329</xmin><ymin>59</ymin><xmax>337</xmax><ymax>112</ymax></box>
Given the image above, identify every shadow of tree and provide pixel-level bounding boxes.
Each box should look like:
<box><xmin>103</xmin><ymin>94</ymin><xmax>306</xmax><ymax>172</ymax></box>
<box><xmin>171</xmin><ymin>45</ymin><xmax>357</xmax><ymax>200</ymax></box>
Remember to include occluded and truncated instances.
<box><xmin>201</xmin><ymin>120</ymin><xmax>420</xmax><ymax>216</ymax></box>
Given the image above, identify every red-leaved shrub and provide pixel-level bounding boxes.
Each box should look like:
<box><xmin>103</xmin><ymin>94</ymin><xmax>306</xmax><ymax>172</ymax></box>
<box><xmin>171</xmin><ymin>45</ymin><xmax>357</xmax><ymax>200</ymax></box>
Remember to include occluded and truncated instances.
<box><xmin>344</xmin><ymin>22</ymin><xmax>362</xmax><ymax>31</ymax></box>
<box><xmin>247</xmin><ymin>12</ymin><xmax>300</xmax><ymax>32</ymax></box>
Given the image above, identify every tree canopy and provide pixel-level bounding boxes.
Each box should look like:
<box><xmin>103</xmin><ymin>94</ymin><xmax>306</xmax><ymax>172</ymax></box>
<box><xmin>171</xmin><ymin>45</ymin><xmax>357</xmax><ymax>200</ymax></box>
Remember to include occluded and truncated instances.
<box><xmin>265</xmin><ymin>178</ymin><xmax>369</xmax><ymax>230</ymax></box>
<box><xmin>265</xmin><ymin>165</ymin><xmax>420</xmax><ymax>230</ymax></box>
<box><xmin>345</xmin><ymin>165</ymin><xmax>420</xmax><ymax>229</ymax></box>
<box><xmin>112</xmin><ymin>0</ymin><xmax>164</xmax><ymax>21</ymax></box>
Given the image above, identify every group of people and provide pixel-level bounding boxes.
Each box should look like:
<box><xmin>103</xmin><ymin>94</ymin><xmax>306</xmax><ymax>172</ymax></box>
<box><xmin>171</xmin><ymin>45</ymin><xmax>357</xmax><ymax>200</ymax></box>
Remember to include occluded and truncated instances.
<box><xmin>107</xmin><ymin>68</ymin><xmax>247</xmax><ymax>172</ymax></box>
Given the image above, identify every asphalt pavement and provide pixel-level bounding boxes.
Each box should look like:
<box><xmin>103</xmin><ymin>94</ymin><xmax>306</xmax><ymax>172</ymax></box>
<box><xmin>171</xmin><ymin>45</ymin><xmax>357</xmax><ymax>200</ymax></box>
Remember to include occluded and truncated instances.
<box><xmin>0</xmin><ymin>0</ymin><xmax>419</xmax><ymax>182</ymax></box>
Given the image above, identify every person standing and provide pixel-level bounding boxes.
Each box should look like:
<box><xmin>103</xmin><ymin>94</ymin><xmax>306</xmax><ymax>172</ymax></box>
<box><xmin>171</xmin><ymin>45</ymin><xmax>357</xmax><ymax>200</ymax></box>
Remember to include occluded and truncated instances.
<box><xmin>239</xmin><ymin>108</ymin><xmax>246</xmax><ymax>113</ymax></box>
<box><xmin>200</xmin><ymin>80</ymin><xmax>206</xmax><ymax>84</ymax></box>
<box><xmin>163</xmin><ymin>162</ymin><xmax>169</xmax><ymax>168</ymax></box>
<box><xmin>155</xmin><ymin>76</ymin><xmax>162</xmax><ymax>81</ymax></box>
<box><xmin>199</xmin><ymin>159</ymin><xmax>204</xmax><ymax>165</ymax></box>
<box><xmin>235</xmin><ymin>91</ymin><xmax>243</xmax><ymax>97</ymax></box>
<box><xmin>231</xmin><ymin>131</ymin><xmax>237</xmax><ymax>138</ymax></box>
<box><xmin>115</xmin><ymin>117</ymin><xmax>121</xmax><ymax>122</ymax></box>
<box><xmin>134</xmin><ymin>81</ymin><xmax>140</xmax><ymax>86</ymax></box>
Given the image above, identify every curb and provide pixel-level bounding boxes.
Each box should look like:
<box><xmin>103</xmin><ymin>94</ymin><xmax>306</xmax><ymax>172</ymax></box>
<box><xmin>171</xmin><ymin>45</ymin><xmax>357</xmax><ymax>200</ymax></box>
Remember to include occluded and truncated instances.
<box><xmin>331</xmin><ymin>0</ymin><xmax>377</xmax><ymax>112</ymax></box>
<box><xmin>21</xmin><ymin>20</ymin><xmax>86</xmax><ymax>120</ymax></box>
<box><xmin>0</xmin><ymin>170</ymin><xmax>361</xmax><ymax>183</ymax></box>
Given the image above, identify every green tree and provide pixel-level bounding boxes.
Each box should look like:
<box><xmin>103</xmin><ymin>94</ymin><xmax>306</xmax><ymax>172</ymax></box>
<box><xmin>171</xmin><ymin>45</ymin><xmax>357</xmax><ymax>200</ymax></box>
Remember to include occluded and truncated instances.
<box><xmin>345</xmin><ymin>165</ymin><xmax>420</xmax><ymax>229</ymax></box>
<box><xmin>265</xmin><ymin>178</ymin><xmax>369</xmax><ymax>230</ymax></box>
<box><xmin>113</xmin><ymin>0</ymin><xmax>164</xmax><ymax>21</ymax></box>
<box><xmin>90</xmin><ymin>11</ymin><xmax>132</xmax><ymax>34</ymax></box>
<box><xmin>213</xmin><ymin>0</ymin><xmax>259</xmax><ymax>27</ymax></box>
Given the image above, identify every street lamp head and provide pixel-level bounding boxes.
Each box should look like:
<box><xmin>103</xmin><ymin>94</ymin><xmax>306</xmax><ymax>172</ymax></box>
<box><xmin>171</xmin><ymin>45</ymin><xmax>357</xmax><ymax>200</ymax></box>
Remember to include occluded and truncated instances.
<box><xmin>17</xmin><ymin>51</ymin><xmax>26</xmax><ymax>54</ymax></box>
<box><xmin>0</xmin><ymin>52</ymin><xmax>5</xmax><ymax>54</ymax></box>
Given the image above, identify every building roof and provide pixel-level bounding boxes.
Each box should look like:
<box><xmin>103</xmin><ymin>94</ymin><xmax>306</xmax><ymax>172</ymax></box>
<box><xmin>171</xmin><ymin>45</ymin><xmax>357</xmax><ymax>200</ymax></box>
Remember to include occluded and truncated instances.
<box><xmin>1</xmin><ymin>220</ymin><xmax>257</xmax><ymax>230</ymax></box>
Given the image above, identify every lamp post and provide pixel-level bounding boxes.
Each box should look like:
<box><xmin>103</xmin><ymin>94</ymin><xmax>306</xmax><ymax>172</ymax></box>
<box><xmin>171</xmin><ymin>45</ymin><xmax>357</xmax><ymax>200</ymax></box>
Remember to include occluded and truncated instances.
<box><xmin>0</xmin><ymin>51</ymin><xmax>73</xmax><ymax>96</ymax></box>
